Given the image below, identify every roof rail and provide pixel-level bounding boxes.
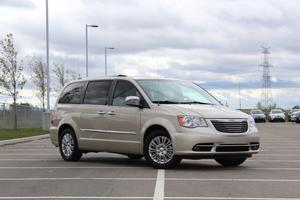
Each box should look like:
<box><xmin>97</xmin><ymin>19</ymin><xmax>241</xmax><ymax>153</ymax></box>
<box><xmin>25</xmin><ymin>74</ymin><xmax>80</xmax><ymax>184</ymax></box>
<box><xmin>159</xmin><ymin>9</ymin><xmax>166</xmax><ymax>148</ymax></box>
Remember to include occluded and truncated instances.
<box><xmin>117</xmin><ymin>74</ymin><xmax>127</xmax><ymax>77</ymax></box>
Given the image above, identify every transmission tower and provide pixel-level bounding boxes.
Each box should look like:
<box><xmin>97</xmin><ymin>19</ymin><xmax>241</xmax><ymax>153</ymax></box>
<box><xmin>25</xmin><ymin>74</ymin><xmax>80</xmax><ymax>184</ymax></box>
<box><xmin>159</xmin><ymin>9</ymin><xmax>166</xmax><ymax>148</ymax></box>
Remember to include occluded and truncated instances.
<box><xmin>260</xmin><ymin>46</ymin><xmax>273</xmax><ymax>109</ymax></box>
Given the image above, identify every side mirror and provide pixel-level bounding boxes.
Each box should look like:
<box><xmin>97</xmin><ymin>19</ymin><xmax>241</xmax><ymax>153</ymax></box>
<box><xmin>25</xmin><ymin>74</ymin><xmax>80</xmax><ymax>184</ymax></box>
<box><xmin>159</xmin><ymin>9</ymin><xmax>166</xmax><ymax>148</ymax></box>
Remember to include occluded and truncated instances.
<box><xmin>125</xmin><ymin>96</ymin><xmax>140</xmax><ymax>107</ymax></box>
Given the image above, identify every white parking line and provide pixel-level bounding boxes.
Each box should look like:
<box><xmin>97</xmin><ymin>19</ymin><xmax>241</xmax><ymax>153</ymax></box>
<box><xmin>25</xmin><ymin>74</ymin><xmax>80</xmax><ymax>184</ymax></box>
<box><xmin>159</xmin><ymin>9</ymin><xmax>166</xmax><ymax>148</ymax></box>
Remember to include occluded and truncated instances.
<box><xmin>0</xmin><ymin>166</ymin><xmax>147</xmax><ymax>169</ymax></box>
<box><xmin>165</xmin><ymin>178</ymin><xmax>300</xmax><ymax>182</ymax></box>
<box><xmin>164</xmin><ymin>197</ymin><xmax>300</xmax><ymax>200</ymax></box>
<box><xmin>0</xmin><ymin>197</ymin><xmax>152</xmax><ymax>199</ymax></box>
<box><xmin>0</xmin><ymin>177</ymin><xmax>156</xmax><ymax>181</ymax></box>
<box><xmin>153</xmin><ymin>169</ymin><xmax>165</xmax><ymax>200</ymax></box>
<box><xmin>0</xmin><ymin>166</ymin><xmax>299</xmax><ymax>170</ymax></box>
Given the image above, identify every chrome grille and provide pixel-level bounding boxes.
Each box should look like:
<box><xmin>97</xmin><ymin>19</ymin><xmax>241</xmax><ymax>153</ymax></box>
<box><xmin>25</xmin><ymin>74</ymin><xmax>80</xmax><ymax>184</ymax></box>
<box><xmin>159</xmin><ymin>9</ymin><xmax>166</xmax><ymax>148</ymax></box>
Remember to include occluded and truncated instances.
<box><xmin>211</xmin><ymin>120</ymin><xmax>248</xmax><ymax>133</ymax></box>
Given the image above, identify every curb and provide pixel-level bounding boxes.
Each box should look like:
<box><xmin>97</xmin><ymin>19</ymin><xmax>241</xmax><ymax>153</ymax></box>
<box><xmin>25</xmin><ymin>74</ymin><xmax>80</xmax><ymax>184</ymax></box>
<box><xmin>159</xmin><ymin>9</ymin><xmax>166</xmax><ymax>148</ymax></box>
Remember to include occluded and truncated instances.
<box><xmin>0</xmin><ymin>134</ymin><xmax>50</xmax><ymax>146</ymax></box>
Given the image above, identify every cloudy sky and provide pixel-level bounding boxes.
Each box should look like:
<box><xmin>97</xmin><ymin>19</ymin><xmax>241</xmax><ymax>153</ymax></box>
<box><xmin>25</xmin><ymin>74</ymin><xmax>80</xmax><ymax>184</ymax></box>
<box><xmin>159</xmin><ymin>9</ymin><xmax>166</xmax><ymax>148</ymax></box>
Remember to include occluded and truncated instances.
<box><xmin>0</xmin><ymin>0</ymin><xmax>299</xmax><ymax>109</ymax></box>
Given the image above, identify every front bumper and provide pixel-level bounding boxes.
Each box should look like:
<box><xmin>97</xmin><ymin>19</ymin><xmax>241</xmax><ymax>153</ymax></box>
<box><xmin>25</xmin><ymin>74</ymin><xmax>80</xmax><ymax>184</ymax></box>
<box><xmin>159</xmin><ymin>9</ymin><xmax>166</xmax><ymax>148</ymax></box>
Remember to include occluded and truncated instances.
<box><xmin>172</xmin><ymin>127</ymin><xmax>259</xmax><ymax>157</ymax></box>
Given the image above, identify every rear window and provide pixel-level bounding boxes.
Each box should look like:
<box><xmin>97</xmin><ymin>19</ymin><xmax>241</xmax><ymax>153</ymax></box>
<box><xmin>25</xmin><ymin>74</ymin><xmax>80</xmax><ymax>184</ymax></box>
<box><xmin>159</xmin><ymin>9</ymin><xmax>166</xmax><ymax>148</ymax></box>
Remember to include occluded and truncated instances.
<box><xmin>58</xmin><ymin>82</ymin><xmax>86</xmax><ymax>104</ymax></box>
<box><xmin>83</xmin><ymin>80</ymin><xmax>113</xmax><ymax>105</ymax></box>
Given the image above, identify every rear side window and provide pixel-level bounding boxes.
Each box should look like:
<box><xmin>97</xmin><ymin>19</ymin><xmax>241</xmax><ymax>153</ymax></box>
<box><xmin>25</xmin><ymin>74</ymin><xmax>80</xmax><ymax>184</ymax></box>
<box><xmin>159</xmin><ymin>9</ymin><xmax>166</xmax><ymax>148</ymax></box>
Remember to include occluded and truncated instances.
<box><xmin>58</xmin><ymin>82</ymin><xmax>86</xmax><ymax>104</ymax></box>
<box><xmin>83</xmin><ymin>80</ymin><xmax>113</xmax><ymax>105</ymax></box>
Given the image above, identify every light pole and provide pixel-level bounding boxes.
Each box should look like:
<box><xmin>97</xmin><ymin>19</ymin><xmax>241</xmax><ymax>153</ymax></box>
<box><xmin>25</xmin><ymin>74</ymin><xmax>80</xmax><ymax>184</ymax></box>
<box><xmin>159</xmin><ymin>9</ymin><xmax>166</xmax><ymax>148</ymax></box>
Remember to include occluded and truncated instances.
<box><xmin>104</xmin><ymin>47</ymin><xmax>115</xmax><ymax>76</ymax></box>
<box><xmin>85</xmin><ymin>24</ymin><xmax>99</xmax><ymax>77</ymax></box>
<box><xmin>45</xmin><ymin>0</ymin><xmax>50</xmax><ymax>112</ymax></box>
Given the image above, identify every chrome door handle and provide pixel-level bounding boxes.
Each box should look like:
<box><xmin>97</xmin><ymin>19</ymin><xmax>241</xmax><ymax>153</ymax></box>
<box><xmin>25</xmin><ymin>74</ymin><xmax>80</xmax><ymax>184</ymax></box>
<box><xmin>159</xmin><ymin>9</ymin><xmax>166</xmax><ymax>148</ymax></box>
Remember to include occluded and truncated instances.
<box><xmin>107</xmin><ymin>111</ymin><xmax>116</xmax><ymax>115</ymax></box>
<box><xmin>97</xmin><ymin>111</ymin><xmax>106</xmax><ymax>115</ymax></box>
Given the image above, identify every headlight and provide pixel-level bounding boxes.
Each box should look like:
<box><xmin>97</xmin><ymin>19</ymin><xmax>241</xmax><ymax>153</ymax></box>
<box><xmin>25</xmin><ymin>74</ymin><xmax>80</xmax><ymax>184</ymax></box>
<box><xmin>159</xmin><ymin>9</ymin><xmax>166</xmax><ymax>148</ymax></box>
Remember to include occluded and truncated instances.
<box><xmin>248</xmin><ymin>116</ymin><xmax>256</xmax><ymax>127</ymax></box>
<box><xmin>177</xmin><ymin>115</ymin><xmax>208</xmax><ymax>128</ymax></box>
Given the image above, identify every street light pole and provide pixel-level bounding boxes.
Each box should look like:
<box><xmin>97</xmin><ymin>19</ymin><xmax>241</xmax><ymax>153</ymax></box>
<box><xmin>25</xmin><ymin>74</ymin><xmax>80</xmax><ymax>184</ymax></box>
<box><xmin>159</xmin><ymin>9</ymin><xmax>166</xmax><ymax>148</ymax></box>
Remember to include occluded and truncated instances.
<box><xmin>46</xmin><ymin>0</ymin><xmax>50</xmax><ymax>112</ymax></box>
<box><xmin>104</xmin><ymin>47</ymin><xmax>115</xmax><ymax>76</ymax></box>
<box><xmin>85</xmin><ymin>24</ymin><xmax>98</xmax><ymax>77</ymax></box>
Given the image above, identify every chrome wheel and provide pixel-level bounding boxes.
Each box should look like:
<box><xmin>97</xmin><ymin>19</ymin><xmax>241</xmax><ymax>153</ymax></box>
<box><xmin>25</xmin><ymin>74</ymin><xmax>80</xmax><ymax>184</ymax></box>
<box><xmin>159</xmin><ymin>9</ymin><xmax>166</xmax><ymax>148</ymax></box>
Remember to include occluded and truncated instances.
<box><xmin>61</xmin><ymin>133</ymin><xmax>74</xmax><ymax>157</ymax></box>
<box><xmin>148</xmin><ymin>136</ymin><xmax>174</xmax><ymax>164</ymax></box>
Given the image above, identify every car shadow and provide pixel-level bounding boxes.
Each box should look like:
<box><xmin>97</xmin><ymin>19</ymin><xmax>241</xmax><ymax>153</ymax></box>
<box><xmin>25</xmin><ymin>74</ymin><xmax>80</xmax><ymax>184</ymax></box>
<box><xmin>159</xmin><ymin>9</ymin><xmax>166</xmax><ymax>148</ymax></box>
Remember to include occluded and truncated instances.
<box><xmin>78</xmin><ymin>155</ymin><xmax>250</xmax><ymax>170</ymax></box>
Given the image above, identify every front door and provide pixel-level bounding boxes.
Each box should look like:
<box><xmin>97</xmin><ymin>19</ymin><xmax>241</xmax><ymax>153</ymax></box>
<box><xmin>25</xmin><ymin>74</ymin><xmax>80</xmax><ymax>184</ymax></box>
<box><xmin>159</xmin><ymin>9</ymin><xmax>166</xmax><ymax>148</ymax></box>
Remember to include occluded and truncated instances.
<box><xmin>106</xmin><ymin>80</ymin><xmax>142</xmax><ymax>154</ymax></box>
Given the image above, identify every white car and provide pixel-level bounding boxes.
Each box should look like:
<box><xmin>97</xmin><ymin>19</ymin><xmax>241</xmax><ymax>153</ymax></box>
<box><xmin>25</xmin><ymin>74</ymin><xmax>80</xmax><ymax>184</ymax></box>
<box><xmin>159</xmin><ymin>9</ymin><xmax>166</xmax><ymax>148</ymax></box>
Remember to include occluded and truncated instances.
<box><xmin>269</xmin><ymin>109</ymin><xmax>285</xmax><ymax>122</ymax></box>
<box><xmin>291</xmin><ymin>111</ymin><xmax>300</xmax><ymax>122</ymax></box>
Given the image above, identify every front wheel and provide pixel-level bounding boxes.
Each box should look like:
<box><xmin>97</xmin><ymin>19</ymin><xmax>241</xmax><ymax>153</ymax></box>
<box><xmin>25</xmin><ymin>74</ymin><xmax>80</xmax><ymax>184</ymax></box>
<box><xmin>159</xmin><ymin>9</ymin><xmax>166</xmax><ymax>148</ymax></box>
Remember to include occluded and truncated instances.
<box><xmin>144</xmin><ymin>130</ymin><xmax>181</xmax><ymax>169</ymax></box>
<box><xmin>215</xmin><ymin>156</ymin><xmax>247</xmax><ymax>167</ymax></box>
<box><xmin>59</xmin><ymin>128</ymin><xmax>82</xmax><ymax>161</ymax></box>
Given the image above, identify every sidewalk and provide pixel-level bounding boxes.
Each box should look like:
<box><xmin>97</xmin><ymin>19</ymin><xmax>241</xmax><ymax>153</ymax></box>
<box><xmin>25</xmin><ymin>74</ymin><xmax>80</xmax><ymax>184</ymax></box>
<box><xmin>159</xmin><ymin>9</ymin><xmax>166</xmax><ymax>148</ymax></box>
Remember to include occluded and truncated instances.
<box><xmin>0</xmin><ymin>134</ymin><xmax>50</xmax><ymax>146</ymax></box>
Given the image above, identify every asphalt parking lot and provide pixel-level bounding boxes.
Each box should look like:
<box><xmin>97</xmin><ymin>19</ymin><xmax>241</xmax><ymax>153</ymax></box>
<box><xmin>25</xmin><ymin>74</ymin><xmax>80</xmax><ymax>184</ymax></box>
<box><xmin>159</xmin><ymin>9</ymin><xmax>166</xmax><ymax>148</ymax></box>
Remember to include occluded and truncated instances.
<box><xmin>0</xmin><ymin>123</ymin><xmax>300</xmax><ymax>200</ymax></box>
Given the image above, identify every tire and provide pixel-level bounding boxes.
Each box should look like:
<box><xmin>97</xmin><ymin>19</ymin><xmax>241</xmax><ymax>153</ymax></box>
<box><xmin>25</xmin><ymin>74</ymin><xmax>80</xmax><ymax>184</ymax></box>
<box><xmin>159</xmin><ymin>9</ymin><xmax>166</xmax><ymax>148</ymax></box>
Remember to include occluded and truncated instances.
<box><xmin>127</xmin><ymin>154</ymin><xmax>143</xmax><ymax>160</ymax></box>
<box><xmin>144</xmin><ymin>130</ymin><xmax>181</xmax><ymax>169</ymax></box>
<box><xmin>59</xmin><ymin>128</ymin><xmax>82</xmax><ymax>161</ymax></box>
<box><xmin>215</xmin><ymin>156</ymin><xmax>247</xmax><ymax>167</ymax></box>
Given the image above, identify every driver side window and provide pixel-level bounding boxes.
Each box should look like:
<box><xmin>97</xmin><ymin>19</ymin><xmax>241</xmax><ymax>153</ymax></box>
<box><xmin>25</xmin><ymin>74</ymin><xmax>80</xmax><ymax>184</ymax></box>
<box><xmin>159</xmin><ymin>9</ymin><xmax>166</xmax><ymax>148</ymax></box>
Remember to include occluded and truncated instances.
<box><xmin>112</xmin><ymin>80</ymin><xmax>141</xmax><ymax>107</ymax></box>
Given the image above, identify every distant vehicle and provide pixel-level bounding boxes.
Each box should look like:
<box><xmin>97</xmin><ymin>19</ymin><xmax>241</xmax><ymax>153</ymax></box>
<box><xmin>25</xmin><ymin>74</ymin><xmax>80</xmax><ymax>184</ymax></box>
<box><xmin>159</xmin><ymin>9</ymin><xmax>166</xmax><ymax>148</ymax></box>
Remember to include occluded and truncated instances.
<box><xmin>249</xmin><ymin>109</ymin><xmax>266</xmax><ymax>123</ymax></box>
<box><xmin>291</xmin><ymin>111</ymin><xmax>300</xmax><ymax>123</ymax></box>
<box><xmin>269</xmin><ymin>109</ymin><xmax>285</xmax><ymax>122</ymax></box>
<box><xmin>288</xmin><ymin>109</ymin><xmax>300</xmax><ymax>121</ymax></box>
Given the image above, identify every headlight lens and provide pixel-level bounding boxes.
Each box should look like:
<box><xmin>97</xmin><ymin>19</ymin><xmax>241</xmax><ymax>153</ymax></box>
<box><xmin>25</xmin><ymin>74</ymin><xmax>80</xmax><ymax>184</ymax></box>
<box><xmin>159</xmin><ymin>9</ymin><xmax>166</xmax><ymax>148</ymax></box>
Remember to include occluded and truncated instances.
<box><xmin>248</xmin><ymin>116</ymin><xmax>256</xmax><ymax>127</ymax></box>
<box><xmin>177</xmin><ymin>115</ymin><xmax>208</xmax><ymax>128</ymax></box>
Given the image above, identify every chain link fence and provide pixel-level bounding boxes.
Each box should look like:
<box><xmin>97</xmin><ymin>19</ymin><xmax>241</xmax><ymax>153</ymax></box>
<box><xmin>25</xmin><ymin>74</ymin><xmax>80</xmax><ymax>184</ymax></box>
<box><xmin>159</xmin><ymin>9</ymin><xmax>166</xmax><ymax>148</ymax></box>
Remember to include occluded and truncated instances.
<box><xmin>0</xmin><ymin>102</ymin><xmax>43</xmax><ymax>129</ymax></box>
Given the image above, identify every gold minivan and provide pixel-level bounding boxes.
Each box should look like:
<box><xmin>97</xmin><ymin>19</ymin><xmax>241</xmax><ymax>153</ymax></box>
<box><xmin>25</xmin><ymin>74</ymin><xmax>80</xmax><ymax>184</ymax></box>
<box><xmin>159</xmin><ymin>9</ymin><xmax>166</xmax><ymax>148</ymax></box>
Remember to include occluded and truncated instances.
<box><xmin>50</xmin><ymin>76</ymin><xmax>259</xmax><ymax>168</ymax></box>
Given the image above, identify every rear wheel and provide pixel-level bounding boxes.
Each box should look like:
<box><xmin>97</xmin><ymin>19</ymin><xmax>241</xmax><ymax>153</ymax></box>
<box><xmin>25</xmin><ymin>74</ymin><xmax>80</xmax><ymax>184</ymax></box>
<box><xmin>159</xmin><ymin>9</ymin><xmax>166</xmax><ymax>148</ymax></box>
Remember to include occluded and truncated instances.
<box><xmin>144</xmin><ymin>130</ymin><xmax>181</xmax><ymax>169</ymax></box>
<box><xmin>215</xmin><ymin>156</ymin><xmax>247</xmax><ymax>167</ymax></box>
<box><xmin>59</xmin><ymin>128</ymin><xmax>82</xmax><ymax>161</ymax></box>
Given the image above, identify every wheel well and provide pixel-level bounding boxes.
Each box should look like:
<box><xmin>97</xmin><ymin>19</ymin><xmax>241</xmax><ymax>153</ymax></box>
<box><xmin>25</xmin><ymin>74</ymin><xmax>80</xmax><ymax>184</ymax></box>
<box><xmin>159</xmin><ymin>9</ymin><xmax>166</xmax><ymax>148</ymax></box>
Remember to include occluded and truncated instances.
<box><xmin>143</xmin><ymin>125</ymin><xmax>170</xmax><ymax>142</ymax></box>
<box><xmin>58</xmin><ymin>124</ymin><xmax>75</xmax><ymax>139</ymax></box>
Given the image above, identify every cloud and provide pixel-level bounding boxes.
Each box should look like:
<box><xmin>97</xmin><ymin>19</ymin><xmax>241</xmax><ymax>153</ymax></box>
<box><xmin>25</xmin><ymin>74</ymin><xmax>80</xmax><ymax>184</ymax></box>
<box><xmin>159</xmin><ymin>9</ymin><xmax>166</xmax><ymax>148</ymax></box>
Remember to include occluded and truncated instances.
<box><xmin>0</xmin><ymin>0</ymin><xmax>300</xmax><ymax>108</ymax></box>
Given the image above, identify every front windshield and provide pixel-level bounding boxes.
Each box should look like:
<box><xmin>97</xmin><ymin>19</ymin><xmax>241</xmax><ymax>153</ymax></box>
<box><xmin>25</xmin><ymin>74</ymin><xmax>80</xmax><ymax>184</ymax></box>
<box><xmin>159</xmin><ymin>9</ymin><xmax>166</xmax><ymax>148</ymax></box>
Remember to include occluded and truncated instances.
<box><xmin>137</xmin><ymin>79</ymin><xmax>220</xmax><ymax>105</ymax></box>
<box><xmin>272</xmin><ymin>110</ymin><xmax>282</xmax><ymax>114</ymax></box>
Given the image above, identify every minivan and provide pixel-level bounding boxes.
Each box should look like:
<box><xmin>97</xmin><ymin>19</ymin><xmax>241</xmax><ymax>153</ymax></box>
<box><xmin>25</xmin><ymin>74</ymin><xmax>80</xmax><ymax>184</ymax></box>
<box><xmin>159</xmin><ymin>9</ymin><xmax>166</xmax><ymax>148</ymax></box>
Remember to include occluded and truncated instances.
<box><xmin>50</xmin><ymin>76</ymin><xmax>260</xmax><ymax>169</ymax></box>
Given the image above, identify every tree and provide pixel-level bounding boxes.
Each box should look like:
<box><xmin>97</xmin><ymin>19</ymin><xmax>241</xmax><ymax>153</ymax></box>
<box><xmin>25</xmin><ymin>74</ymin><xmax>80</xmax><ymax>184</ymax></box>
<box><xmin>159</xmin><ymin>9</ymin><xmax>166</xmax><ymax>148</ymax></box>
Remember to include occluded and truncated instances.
<box><xmin>52</xmin><ymin>62</ymin><xmax>81</xmax><ymax>94</ymax></box>
<box><xmin>256</xmin><ymin>101</ymin><xmax>263</xmax><ymax>110</ymax></box>
<box><xmin>30</xmin><ymin>56</ymin><xmax>47</xmax><ymax>111</ymax></box>
<box><xmin>0</xmin><ymin>33</ymin><xmax>26</xmax><ymax>129</ymax></box>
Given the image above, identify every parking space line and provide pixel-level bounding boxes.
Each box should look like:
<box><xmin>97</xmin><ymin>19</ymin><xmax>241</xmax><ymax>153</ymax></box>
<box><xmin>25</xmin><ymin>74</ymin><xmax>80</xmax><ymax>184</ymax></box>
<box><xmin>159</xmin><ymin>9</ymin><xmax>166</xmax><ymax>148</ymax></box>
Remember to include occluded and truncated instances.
<box><xmin>0</xmin><ymin>177</ymin><xmax>156</xmax><ymax>181</ymax></box>
<box><xmin>153</xmin><ymin>169</ymin><xmax>165</xmax><ymax>200</ymax></box>
<box><xmin>165</xmin><ymin>178</ymin><xmax>300</xmax><ymax>182</ymax></box>
<box><xmin>164</xmin><ymin>197</ymin><xmax>300</xmax><ymax>200</ymax></box>
<box><xmin>0</xmin><ymin>166</ymin><xmax>146</xmax><ymax>169</ymax></box>
<box><xmin>0</xmin><ymin>197</ymin><xmax>152</xmax><ymax>199</ymax></box>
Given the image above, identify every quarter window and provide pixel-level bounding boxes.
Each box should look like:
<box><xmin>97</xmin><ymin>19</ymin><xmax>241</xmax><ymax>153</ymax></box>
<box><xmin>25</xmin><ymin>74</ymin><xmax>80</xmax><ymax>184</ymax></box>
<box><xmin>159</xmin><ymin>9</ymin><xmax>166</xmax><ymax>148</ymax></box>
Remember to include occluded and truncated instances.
<box><xmin>58</xmin><ymin>82</ymin><xmax>86</xmax><ymax>104</ymax></box>
<box><xmin>83</xmin><ymin>80</ymin><xmax>112</xmax><ymax>105</ymax></box>
<box><xmin>112</xmin><ymin>81</ymin><xmax>141</xmax><ymax>106</ymax></box>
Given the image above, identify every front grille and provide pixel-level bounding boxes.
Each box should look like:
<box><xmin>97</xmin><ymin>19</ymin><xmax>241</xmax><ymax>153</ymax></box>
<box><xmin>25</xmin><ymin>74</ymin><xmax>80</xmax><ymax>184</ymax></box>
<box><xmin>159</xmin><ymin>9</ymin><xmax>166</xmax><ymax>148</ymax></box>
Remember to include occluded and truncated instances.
<box><xmin>211</xmin><ymin>120</ymin><xmax>248</xmax><ymax>133</ymax></box>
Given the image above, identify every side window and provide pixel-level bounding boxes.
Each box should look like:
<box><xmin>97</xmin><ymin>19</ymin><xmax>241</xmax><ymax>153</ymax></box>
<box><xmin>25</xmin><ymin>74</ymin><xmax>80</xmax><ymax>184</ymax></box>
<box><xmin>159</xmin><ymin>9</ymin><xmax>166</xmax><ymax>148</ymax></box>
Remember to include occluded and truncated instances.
<box><xmin>58</xmin><ymin>82</ymin><xmax>85</xmax><ymax>104</ymax></box>
<box><xmin>112</xmin><ymin>81</ymin><xmax>141</xmax><ymax>107</ymax></box>
<box><xmin>83</xmin><ymin>80</ymin><xmax>112</xmax><ymax>105</ymax></box>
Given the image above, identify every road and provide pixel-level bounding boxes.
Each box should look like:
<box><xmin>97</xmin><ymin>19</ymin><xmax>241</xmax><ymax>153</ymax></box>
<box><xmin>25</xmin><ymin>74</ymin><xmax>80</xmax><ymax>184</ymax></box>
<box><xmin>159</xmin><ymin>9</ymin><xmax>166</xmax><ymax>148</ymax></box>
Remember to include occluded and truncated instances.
<box><xmin>0</xmin><ymin>122</ymin><xmax>299</xmax><ymax>199</ymax></box>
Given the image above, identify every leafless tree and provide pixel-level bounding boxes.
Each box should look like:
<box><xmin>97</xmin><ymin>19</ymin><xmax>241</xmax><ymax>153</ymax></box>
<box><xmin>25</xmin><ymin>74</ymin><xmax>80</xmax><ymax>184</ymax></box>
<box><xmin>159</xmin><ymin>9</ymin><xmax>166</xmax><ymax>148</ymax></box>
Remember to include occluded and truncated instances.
<box><xmin>0</xmin><ymin>33</ymin><xmax>26</xmax><ymax>129</ymax></box>
<box><xmin>30</xmin><ymin>56</ymin><xmax>47</xmax><ymax>112</ymax></box>
<box><xmin>52</xmin><ymin>62</ymin><xmax>81</xmax><ymax>94</ymax></box>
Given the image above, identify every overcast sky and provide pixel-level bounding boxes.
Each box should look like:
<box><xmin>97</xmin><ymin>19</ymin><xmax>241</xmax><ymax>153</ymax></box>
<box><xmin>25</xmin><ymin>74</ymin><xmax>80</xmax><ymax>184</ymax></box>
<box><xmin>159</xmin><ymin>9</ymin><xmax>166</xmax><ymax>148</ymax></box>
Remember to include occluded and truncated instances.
<box><xmin>0</xmin><ymin>0</ymin><xmax>299</xmax><ymax>109</ymax></box>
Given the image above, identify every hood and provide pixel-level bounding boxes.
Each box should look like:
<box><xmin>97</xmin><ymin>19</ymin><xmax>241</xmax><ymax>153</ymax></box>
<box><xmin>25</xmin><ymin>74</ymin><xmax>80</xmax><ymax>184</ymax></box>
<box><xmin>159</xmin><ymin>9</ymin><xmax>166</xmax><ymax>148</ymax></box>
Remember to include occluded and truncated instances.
<box><xmin>161</xmin><ymin>104</ymin><xmax>249</xmax><ymax>119</ymax></box>
<box><xmin>270</xmin><ymin>113</ymin><xmax>285</xmax><ymax>116</ymax></box>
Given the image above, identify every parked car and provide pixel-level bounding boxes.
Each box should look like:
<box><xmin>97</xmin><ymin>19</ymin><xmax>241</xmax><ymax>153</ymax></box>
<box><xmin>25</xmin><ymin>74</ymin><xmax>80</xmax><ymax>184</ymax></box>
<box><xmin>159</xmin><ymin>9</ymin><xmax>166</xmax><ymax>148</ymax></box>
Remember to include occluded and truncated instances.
<box><xmin>50</xmin><ymin>76</ymin><xmax>260</xmax><ymax>169</ymax></box>
<box><xmin>291</xmin><ymin>111</ymin><xmax>300</xmax><ymax>123</ymax></box>
<box><xmin>269</xmin><ymin>109</ymin><xmax>285</xmax><ymax>122</ymax></box>
<box><xmin>288</xmin><ymin>109</ymin><xmax>300</xmax><ymax>121</ymax></box>
<box><xmin>249</xmin><ymin>109</ymin><xmax>266</xmax><ymax>123</ymax></box>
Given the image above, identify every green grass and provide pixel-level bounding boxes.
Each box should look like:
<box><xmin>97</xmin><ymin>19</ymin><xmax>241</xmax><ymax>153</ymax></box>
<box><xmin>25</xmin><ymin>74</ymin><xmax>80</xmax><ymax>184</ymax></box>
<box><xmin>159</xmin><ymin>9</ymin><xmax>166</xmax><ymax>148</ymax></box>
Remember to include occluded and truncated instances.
<box><xmin>0</xmin><ymin>128</ymin><xmax>47</xmax><ymax>141</ymax></box>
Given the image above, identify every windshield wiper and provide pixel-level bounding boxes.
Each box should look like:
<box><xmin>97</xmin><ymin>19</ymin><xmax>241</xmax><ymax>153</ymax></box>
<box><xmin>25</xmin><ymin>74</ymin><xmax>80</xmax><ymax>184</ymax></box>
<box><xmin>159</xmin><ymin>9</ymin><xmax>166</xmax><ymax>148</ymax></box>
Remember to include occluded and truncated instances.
<box><xmin>180</xmin><ymin>101</ymin><xmax>214</xmax><ymax>105</ymax></box>
<box><xmin>152</xmin><ymin>100</ymin><xmax>182</xmax><ymax>104</ymax></box>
